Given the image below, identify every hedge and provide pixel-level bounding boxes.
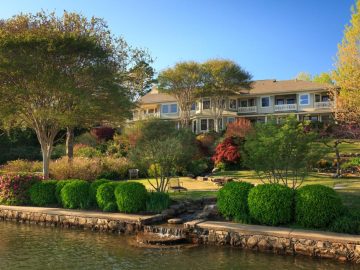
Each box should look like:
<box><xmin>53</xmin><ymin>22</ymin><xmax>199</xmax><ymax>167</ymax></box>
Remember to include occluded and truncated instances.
<box><xmin>96</xmin><ymin>182</ymin><xmax>121</xmax><ymax>212</ymax></box>
<box><xmin>60</xmin><ymin>180</ymin><xmax>90</xmax><ymax>209</ymax></box>
<box><xmin>29</xmin><ymin>180</ymin><xmax>57</xmax><ymax>206</ymax></box>
<box><xmin>248</xmin><ymin>183</ymin><xmax>294</xmax><ymax>226</ymax></box>
<box><xmin>89</xmin><ymin>179</ymin><xmax>111</xmax><ymax>207</ymax></box>
<box><xmin>295</xmin><ymin>184</ymin><xmax>344</xmax><ymax>228</ymax></box>
<box><xmin>217</xmin><ymin>181</ymin><xmax>254</xmax><ymax>222</ymax></box>
<box><xmin>115</xmin><ymin>182</ymin><xmax>147</xmax><ymax>213</ymax></box>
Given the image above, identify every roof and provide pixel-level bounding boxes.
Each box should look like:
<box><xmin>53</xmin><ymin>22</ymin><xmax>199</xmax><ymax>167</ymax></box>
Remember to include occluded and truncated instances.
<box><xmin>245</xmin><ymin>79</ymin><xmax>334</xmax><ymax>95</ymax></box>
<box><xmin>139</xmin><ymin>87</ymin><xmax>177</xmax><ymax>104</ymax></box>
<box><xmin>139</xmin><ymin>80</ymin><xmax>334</xmax><ymax>104</ymax></box>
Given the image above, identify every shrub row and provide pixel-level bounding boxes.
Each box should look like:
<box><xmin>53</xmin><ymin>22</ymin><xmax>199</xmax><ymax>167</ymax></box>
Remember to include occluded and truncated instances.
<box><xmin>217</xmin><ymin>182</ymin><xmax>355</xmax><ymax>233</ymax></box>
<box><xmin>0</xmin><ymin>174</ymin><xmax>171</xmax><ymax>214</ymax></box>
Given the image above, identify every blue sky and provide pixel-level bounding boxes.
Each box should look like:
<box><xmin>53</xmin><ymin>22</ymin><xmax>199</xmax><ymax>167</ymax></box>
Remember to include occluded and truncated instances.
<box><xmin>0</xmin><ymin>0</ymin><xmax>355</xmax><ymax>80</ymax></box>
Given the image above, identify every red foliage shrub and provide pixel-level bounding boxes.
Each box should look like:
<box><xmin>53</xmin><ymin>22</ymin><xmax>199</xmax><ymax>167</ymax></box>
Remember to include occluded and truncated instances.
<box><xmin>90</xmin><ymin>126</ymin><xmax>115</xmax><ymax>141</ymax></box>
<box><xmin>212</xmin><ymin>137</ymin><xmax>241</xmax><ymax>165</ymax></box>
<box><xmin>0</xmin><ymin>174</ymin><xmax>42</xmax><ymax>205</ymax></box>
<box><xmin>225</xmin><ymin>118</ymin><xmax>252</xmax><ymax>139</ymax></box>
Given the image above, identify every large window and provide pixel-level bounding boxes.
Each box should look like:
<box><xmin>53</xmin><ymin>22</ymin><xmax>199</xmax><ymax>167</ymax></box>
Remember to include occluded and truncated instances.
<box><xmin>275</xmin><ymin>99</ymin><xmax>284</xmax><ymax>105</ymax></box>
<box><xmin>229</xmin><ymin>99</ymin><xmax>237</xmax><ymax>110</ymax></box>
<box><xmin>202</xmin><ymin>99</ymin><xmax>211</xmax><ymax>110</ymax></box>
<box><xmin>261</xmin><ymin>97</ymin><xmax>270</xmax><ymax>107</ymax></box>
<box><xmin>191</xmin><ymin>103</ymin><xmax>196</xmax><ymax>111</ymax></box>
<box><xmin>239</xmin><ymin>100</ymin><xmax>248</xmax><ymax>107</ymax></box>
<box><xmin>299</xmin><ymin>94</ymin><xmax>310</xmax><ymax>105</ymax></box>
<box><xmin>200</xmin><ymin>119</ymin><xmax>208</xmax><ymax>131</ymax></box>
<box><xmin>162</xmin><ymin>103</ymin><xmax>178</xmax><ymax>114</ymax></box>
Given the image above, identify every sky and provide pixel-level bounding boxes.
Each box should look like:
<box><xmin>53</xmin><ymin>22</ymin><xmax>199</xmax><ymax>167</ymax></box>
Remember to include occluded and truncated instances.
<box><xmin>0</xmin><ymin>0</ymin><xmax>355</xmax><ymax>80</ymax></box>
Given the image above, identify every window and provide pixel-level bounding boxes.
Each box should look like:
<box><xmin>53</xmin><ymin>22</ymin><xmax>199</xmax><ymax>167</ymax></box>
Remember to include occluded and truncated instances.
<box><xmin>275</xmin><ymin>99</ymin><xmax>284</xmax><ymax>105</ymax></box>
<box><xmin>218</xmin><ymin>118</ymin><xmax>223</xmax><ymax>130</ymax></box>
<box><xmin>240</xmin><ymin>100</ymin><xmax>248</xmax><ymax>107</ymax></box>
<box><xmin>299</xmin><ymin>94</ymin><xmax>310</xmax><ymax>105</ymax></box>
<box><xmin>261</xmin><ymin>97</ymin><xmax>270</xmax><ymax>107</ymax></box>
<box><xmin>202</xmin><ymin>99</ymin><xmax>210</xmax><ymax>110</ymax></box>
<box><xmin>192</xmin><ymin>120</ymin><xmax>197</xmax><ymax>133</ymax></box>
<box><xmin>191</xmin><ymin>103</ymin><xmax>196</xmax><ymax>111</ymax></box>
<box><xmin>170</xmin><ymin>104</ymin><xmax>177</xmax><ymax>113</ymax></box>
<box><xmin>287</xmin><ymin>98</ymin><xmax>295</xmax><ymax>104</ymax></box>
<box><xmin>162</xmin><ymin>103</ymin><xmax>177</xmax><ymax>114</ymax></box>
<box><xmin>161</xmin><ymin>105</ymin><xmax>169</xmax><ymax>114</ymax></box>
<box><xmin>315</xmin><ymin>94</ymin><xmax>321</xmax><ymax>103</ymax></box>
<box><xmin>148</xmin><ymin>109</ymin><xmax>154</xmax><ymax>114</ymax></box>
<box><xmin>208</xmin><ymin>119</ymin><xmax>214</xmax><ymax>131</ymax></box>
<box><xmin>227</xmin><ymin>117</ymin><xmax>235</xmax><ymax>124</ymax></box>
<box><xmin>229</xmin><ymin>99</ymin><xmax>237</xmax><ymax>110</ymax></box>
<box><xmin>200</xmin><ymin>119</ymin><xmax>208</xmax><ymax>131</ymax></box>
<box><xmin>248</xmin><ymin>99</ymin><xmax>255</xmax><ymax>106</ymax></box>
<box><xmin>321</xmin><ymin>95</ymin><xmax>329</xmax><ymax>102</ymax></box>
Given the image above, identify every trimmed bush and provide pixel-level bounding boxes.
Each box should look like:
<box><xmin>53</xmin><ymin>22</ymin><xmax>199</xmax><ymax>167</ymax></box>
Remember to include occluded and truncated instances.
<box><xmin>329</xmin><ymin>215</ymin><xmax>359</xmax><ymax>234</ymax></box>
<box><xmin>217</xmin><ymin>181</ymin><xmax>254</xmax><ymax>222</ymax></box>
<box><xmin>0</xmin><ymin>174</ymin><xmax>41</xmax><ymax>205</ymax></box>
<box><xmin>146</xmin><ymin>192</ymin><xmax>170</xmax><ymax>213</ymax></box>
<box><xmin>60</xmin><ymin>180</ymin><xmax>90</xmax><ymax>209</ymax></box>
<box><xmin>248</xmin><ymin>184</ymin><xmax>294</xmax><ymax>226</ymax></box>
<box><xmin>55</xmin><ymin>180</ymin><xmax>75</xmax><ymax>205</ymax></box>
<box><xmin>96</xmin><ymin>182</ymin><xmax>121</xmax><ymax>212</ymax></box>
<box><xmin>89</xmin><ymin>179</ymin><xmax>111</xmax><ymax>207</ymax></box>
<box><xmin>295</xmin><ymin>184</ymin><xmax>344</xmax><ymax>228</ymax></box>
<box><xmin>29</xmin><ymin>180</ymin><xmax>57</xmax><ymax>206</ymax></box>
<box><xmin>115</xmin><ymin>182</ymin><xmax>147</xmax><ymax>213</ymax></box>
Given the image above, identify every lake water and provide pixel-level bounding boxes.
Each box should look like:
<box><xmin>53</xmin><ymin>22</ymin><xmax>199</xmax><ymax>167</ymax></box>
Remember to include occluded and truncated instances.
<box><xmin>0</xmin><ymin>221</ymin><xmax>356</xmax><ymax>270</ymax></box>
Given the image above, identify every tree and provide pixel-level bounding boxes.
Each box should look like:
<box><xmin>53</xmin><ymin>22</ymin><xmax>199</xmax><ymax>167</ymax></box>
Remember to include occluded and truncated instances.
<box><xmin>333</xmin><ymin>0</ymin><xmax>360</xmax><ymax>124</ymax></box>
<box><xmin>0</xmin><ymin>12</ymin><xmax>142</xmax><ymax>178</ymax></box>
<box><xmin>129</xmin><ymin>119</ymin><xmax>197</xmax><ymax>192</ymax></box>
<box><xmin>158</xmin><ymin>61</ymin><xmax>203</xmax><ymax>128</ymax></box>
<box><xmin>294</xmin><ymin>72</ymin><xmax>312</xmax><ymax>81</ymax></box>
<box><xmin>225</xmin><ymin>118</ymin><xmax>252</xmax><ymax>139</ymax></box>
<box><xmin>196</xmin><ymin>59</ymin><xmax>252</xmax><ymax>132</ymax></box>
<box><xmin>313</xmin><ymin>72</ymin><xmax>334</xmax><ymax>84</ymax></box>
<box><xmin>212</xmin><ymin>137</ymin><xmax>241</xmax><ymax>166</ymax></box>
<box><xmin>243</xmin><ymin>115</ymin><xmax>324</xmax><ymax>189</ymax></box>
<box><xmin>316</xmin><ymin>123</ymin><xmax>360</xmax><ymax>177</ymax></box>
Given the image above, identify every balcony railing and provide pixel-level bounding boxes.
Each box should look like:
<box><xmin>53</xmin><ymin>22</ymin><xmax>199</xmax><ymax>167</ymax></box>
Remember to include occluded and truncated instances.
<box><xmin>133</xmin><ymin>112</ymin><xmax>160</xmax><ymax>120</ymax></box>
<box><xmin>238</xmin><ymin>106</ymin><xmax>257</xmax><ymax>114</ymax></box>
<box><xmin>315</xmin><ymin>101</ymin><xmax>333</xmax><ymax>109</ymax></box>
<box><xmin>274</xmin><ymin>104</ymin><xmax>297</xmax><ymax>112</ymax></box>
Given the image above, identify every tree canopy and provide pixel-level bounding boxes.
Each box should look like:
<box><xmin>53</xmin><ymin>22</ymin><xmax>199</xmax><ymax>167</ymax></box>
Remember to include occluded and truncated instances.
<box><xmin>0</xmin><ymin>11</ymin><xmax>153</xmax><ymax>178</ymax></box>
<box><xmin>158</xmin><ymin>61</ymin><xmax>203</xmax><ymax>128</ymax></box>
<box><xmin>333</xmin><ymin>0</ymin><xmax>360</xmax><ymax>124</ymax></box>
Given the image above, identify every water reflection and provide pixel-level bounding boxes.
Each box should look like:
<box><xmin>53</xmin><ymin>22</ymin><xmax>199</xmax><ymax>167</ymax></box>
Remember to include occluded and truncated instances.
<box><xmin>0</xmin><ymin>222</ymin><xmax>356</xmax><ymax>270</ymax></box>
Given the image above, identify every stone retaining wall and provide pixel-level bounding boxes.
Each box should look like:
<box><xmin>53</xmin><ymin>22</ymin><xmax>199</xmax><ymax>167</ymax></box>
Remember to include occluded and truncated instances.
<box><xmin>185</xmin><ymin>220</ymin><xmax>360</xmax><ymax>264</ymax></box>
<box><xmin>0</xmin><ymin>205</ymin><xmax>163</xmax><ymax>234</ymax></box>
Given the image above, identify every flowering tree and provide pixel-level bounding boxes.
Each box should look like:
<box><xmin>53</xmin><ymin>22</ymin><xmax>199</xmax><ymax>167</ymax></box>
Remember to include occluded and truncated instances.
<box><xmin>225</xmin><ymin>118</ymin><xmax>252</xmax><ymax>139</ymax></box>
<box><xmin>212</xmin><ymin>137</ymin><xmax>241</xmax><ymax>166</ymax></box>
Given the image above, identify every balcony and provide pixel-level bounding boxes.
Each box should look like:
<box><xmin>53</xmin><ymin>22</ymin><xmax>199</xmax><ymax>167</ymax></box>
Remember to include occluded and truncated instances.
<box><xmin>274</xmin><ymin>104</ymin><xmax>297</xmax><ymax>112</ymax></box>
<box><xmin>238</xmin><ymin>106</ymin><xmax>257</xmax><ymax>114</ymax></box>
<box><xmin>133</xmin><ymin>112</ymin><xmax>160</xmax><ymax>121</ymax></box>
<box><xmin>315</xmin><ymin>101</ymin><xmax>333</xmax><ymax>109</ymax></box>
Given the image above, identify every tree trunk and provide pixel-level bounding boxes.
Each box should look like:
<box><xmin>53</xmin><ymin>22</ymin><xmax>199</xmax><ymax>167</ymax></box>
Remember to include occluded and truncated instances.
<box><xmin>334</xmin><ymin>141</ymin><xmax>341</xmax><ymax>177</ymax></box>
<box><xmin>41</xmin><ymin>142</ymin><xmax>53</xmax><ymax>179</ymax></box>
<box><xmin>66</xmin><ymin>127</ymin><xmax>74</xmax><ymax>162</ymax></box>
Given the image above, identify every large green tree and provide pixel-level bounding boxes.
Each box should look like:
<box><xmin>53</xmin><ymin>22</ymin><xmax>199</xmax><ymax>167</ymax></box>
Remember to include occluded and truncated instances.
<box><xmin>333</xmin><ymin>0</ymin><xmax>360</xmax><ymax>124</ymax></box>
<box><xmin>196</xmin><ymin>59</ymin><xmax>252</xmax><ymax>132</ymax></box>
<box><xmin>243</xmin><ymin>115</ymin><xmax>325</xmax><ymax>189</ymax></box>
<box><xmin>0</xmin><ymin>12</ymin><xmax>149</xmax><ymax>178</ymax></box>
<box><xmin>158</xmin><ymin>61</ymin><xmax>203</xmax><ymax>128</ymax></box>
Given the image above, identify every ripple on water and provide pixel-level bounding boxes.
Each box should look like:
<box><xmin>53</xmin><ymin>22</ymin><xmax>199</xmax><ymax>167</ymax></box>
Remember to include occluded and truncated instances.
<box><xmin>0</xmin><ymin>221</ymin><xmax>356</xmax><ymax>270</ymax></box>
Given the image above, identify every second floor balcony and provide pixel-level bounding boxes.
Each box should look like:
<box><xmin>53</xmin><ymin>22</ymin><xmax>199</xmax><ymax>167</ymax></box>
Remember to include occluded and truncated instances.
<box><xmin>274</xmin><ymin>103</ymin><xmax>297</xmax><ymax>112</ymax></box>
<box><xmin>238</xmin><ymin>106</ymin><xmax>257</xmax><ymax>114</ymax></box>
<box><xmin>314</xmin><ymin>101</ymin><xmax>333</xmax><ymax>109</ymax></box>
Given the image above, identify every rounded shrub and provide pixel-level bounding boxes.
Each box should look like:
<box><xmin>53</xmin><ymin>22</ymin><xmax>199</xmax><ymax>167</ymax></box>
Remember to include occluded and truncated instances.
<box><xmin>248</xmin><ymin>184</ymin><xmax>294</xmax><ymax>226</ymax></box>
<box><xmin>295</xmin><ymin>184</ymin><xmax>344</xmax><ymax>228</ymax></box>
<box><xmin>60</xmin><ymin>180</ymin><xmax>90</xmax><ymax>209</ymax></box>
<box><xmin>55</xmin><ymin>180</ymin><xmax>75</xmax><ymax>205</ymax></box>
<box><xmin>89</xmin><ymin>179</ymin><xmax>111</xmax><ymax>207</ymax></box>
<box><xmin>146</xmin><ymin>192</ymin><xmax>170</xmax><ymax>213</ymax></box>
<box><xmin>217</xmin><ymin>181</ymin><xmax>254</xmax><ymax>222</ymax></box>
<box><xmin>115</xmin><ymin>182</ymin><xmax>147</xmax><ymax>213</ymax></box>
<box><xmin>29</xmin><ymin>180</ymin><xmax>57</xmax><ymax>206</ymax></box>
<box><xmin>96</xmin><ymin>182</ymin><xmax>121</xmax><ymax>212</ymax></box>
